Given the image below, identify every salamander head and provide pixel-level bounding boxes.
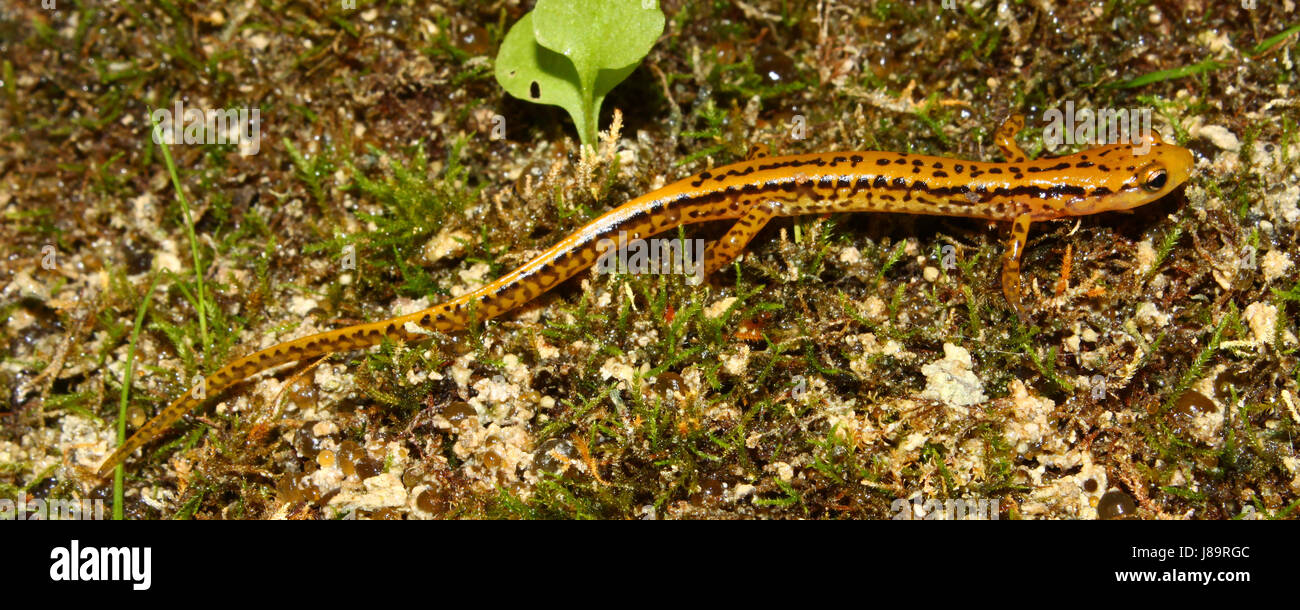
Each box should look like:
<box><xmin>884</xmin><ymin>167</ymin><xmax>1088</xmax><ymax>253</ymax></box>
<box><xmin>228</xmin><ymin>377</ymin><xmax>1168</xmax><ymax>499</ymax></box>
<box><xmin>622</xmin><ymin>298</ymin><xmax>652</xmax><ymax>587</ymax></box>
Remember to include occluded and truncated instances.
<box><xmin>1060</xmin><ymin>135</ymin><xmax>1194</xmax><ymax>215</ymax></box>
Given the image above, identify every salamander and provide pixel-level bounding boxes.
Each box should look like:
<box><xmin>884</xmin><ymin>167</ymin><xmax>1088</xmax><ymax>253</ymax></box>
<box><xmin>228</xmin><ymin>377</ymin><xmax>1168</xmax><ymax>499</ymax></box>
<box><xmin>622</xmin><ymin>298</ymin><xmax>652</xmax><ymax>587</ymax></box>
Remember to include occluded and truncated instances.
<box><xmin>96</xmin><ymin>115</ymin><xmax>1194</xmax><ymax>476</ymax></box>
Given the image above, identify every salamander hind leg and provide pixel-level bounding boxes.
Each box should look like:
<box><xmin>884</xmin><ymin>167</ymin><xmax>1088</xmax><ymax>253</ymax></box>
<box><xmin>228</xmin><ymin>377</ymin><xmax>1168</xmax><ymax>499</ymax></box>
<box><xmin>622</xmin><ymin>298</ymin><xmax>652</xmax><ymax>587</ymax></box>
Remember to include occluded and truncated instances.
<box><xmin>702</xmin><ymin>201</ymin><xmax>782</xmax><ymax>278</ymax></box>
<box><xmin>1001</xmin><ymin>212</ymin><xmax>1033</xmax><ymax>322</ymax></box>
<box><xmin>995</xmin><ymin>114</ymin><xmax>1029</xmax><ymax>162</ymax></box>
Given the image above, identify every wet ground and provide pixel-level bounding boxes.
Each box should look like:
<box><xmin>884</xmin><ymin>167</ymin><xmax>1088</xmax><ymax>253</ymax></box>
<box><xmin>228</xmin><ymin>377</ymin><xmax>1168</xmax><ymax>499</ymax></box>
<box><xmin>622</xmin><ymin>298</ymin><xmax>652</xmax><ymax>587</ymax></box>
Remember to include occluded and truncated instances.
<box><xmin>1</xmin><ymin>1</ymin><xmax>1298</xmax><ymax>519</ymax></box>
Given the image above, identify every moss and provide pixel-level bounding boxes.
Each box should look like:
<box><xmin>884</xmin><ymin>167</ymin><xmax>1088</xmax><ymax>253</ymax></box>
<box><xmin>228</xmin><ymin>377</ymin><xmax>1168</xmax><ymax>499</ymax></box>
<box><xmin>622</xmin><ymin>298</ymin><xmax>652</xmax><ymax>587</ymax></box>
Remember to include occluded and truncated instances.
<box><xmin>2</xmin><ymin>0</ymin><xmax>1297</xmax><ymax>520</ymax></box>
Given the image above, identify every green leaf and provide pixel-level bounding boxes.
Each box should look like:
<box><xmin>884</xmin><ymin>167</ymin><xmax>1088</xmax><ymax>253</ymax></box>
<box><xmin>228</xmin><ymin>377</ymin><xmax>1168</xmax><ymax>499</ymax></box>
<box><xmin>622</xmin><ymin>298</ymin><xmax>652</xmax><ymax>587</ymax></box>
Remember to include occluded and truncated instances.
<box><xmin>532</xmin><ymin>0</ymin><xmax>664</xmax><ymax>78</ymax></box>
<box><xmin>496</xmin><ymin>12</ymin><xmax>590</xmax><ymax>138</ymax></box>
<box><xmin>494</xmin><ymin>0</ymin><xmax>664</xmax><ymax>149</ymax></box>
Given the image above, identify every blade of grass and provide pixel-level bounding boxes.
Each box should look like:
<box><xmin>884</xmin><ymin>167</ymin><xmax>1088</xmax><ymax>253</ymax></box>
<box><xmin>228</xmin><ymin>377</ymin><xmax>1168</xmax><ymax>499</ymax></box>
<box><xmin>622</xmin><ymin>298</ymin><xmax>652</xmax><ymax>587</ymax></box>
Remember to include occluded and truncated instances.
<box><xmin>1108</xmin><ymin>23</ymin><xmax>1299</xmax><ymax>89</ymax></box>
<box><xmin>149</xmin><ymin>108</ymin><xmax>209</xmax><ymax>364</ymax></box>
<box><xmin>1107</xmin><ymin>59</ymin><xmax>1226</xmax><ymax>89</ymax></box>
<box><xmin>1249</xmin><ymin>23</ymin><xmax>1300</xmax><ymax>56</ymax></box>
<box><xmin>114</xmin><ymin>273</ymin><xmax>160</xmax><ymax>520</ymax></box>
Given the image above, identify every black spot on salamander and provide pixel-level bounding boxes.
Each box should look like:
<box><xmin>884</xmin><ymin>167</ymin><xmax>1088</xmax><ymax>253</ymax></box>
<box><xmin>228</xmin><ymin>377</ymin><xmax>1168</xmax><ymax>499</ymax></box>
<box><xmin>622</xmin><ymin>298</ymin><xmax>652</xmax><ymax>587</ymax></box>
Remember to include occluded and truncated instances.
<box><xmin>953</xmin><ymin>164</ymin><xmax>964</xmax><ymax>173</ymax></box>
<box><xmin>1126</xmin><ymin>165</ymin><xmax>1134</xmax><ymax>171</ymax></box>
<box><xmin>880</xmin><ymin>194</ymin><xmax>896</xmax><ymax>201</ymax></box>
<box><xmin>933</xmin><ymin>171</ymin><xmax>949</xmax><ymax>178</ymax></box>
<box><xmin>969</xmin><ymin>169</ymin><xmax>984</xmax><ymax>178</ymax></box>
<box><xmin>1098</xmin><ymin>164</ymin><xmax>1110</xmax><ymax>172</ymax></box>
<box><xmin>780</xmin><ymin>181</ymin><xmax>797</xmax><ymax>192</ymax></box>
<box><xmin>386</xmin><ymin>323</ymin><xmax>396</xmax><ymax>334</ymax></box>
<box><xmin>903</xmin><ymin>192</ymin><xmax>912</xmax><ymax>201</ymax></box>
<box><xmin>850</xmin><ymin>155</ymin><xmax>863</xmax><ymax>165</ymax></box>
<box><xmin>931</xmin><ymin>162</ymin><xmax>944</xmax><ymax>169</ymax></box>
<box><xmin>912</xmin><ymin>167</ymin><xmax>920</xmax><ymax>174</ymax></box>
<box><xmin>741</xmin><ymin>182</ymin><xmax>760</xmax><ymax>194</ymax></box>
<box><xmin>818</xmin><ymin>176</ymin><xmax>835</xmax><ymax>188</ymax></box>
<box><xmin>837</xmin><ymin>176</ymin><xmax>852</xmax><ymax>189</ymax></box>
<box><xmin>894</xmin><ymin>157</ymin><xmax>907</xmax><ymax>165</ymax></box>
<box><xmin>892</xmin><ymin>177</ymin><xmax>907</xmax><ymax>188</ymax></box>
<box><xmin>912</xmin><ymin>159</ymin><xmax>923</xmax><ymax>166</ymax></box>
<box><xmin>529</xmin><ymin>82</ymin><xmax>541</xmax><ymax>99</ymax></box>
<box><xmin>876</xmin><ymin>158</ymin><xmax>891</xmax><ymax>166</ymax></box>
<box><xmin>832</xmin><ymin>155</ymin><xmax>847</xmax><ymax>166</ymax></box>
<box><xmin>1097</xmin><ymin>148</ymin><xmax>1114</xmax><ymax>157</ymax></box>
<box><xmin>988</xmin><ymin>167</ymin><xmax>1003</xmax><ymax>174</ymax></box>
<box><xmin>873</xmin><ymin>176</ymin><xmax>888</xmax><ymax>188</ymax></box>
<box><xmin>1091</xmin><ymin>187</ymin><xmax>1113</xmax><ymax>196</ymax></box>
<box><xmin>1076</xmin><ymin>161</ymin><xmax>1095</xmax><ymax>168</ymax></box>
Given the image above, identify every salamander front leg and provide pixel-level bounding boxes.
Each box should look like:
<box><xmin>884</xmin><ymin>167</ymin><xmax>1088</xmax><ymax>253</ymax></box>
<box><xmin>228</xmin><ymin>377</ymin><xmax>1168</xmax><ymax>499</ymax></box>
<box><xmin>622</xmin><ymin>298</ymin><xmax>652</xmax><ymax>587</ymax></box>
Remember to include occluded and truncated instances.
<box><xmin>995</xmin><ymin>114</ymin><xmax>1029</xmax><ymax>162</ymax></box>
<box><xmin>1001</xmin><ymin>212</ymin><xmax>1033</xmax><ymax>322</ymax></box>
<box><xmin>702</xmin><ymin>201</ymin><xmax>782</xmax><ymax>277</ymax></box>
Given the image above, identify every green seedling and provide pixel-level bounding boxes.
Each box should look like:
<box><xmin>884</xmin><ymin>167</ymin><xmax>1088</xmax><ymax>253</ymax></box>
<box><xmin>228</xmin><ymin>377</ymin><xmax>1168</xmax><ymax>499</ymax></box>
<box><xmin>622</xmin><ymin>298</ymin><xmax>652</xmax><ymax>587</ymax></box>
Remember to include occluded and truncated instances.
<box><xmin>495</xmin><ymin>0</ymin><xmax>665</xmax><ymax>151</ymax></box>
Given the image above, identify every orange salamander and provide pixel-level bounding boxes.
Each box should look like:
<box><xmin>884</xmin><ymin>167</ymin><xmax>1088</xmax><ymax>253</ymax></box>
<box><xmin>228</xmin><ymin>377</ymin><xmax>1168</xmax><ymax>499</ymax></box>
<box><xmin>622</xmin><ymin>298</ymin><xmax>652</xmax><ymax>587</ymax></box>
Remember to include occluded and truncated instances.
<box><xmin>96</xmin><ymin>115</ymin><xmax>1194</xmax><ymax>476</ymax></box>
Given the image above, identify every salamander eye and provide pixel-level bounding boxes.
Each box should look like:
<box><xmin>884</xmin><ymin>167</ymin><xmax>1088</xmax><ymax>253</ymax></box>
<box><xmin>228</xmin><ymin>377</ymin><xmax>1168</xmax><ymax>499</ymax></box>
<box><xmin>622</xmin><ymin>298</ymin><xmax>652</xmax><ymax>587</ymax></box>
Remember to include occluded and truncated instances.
<box><xmin>1142</xmin><ymin>168</ymin><xmax>1168</xmax><ymax>192</ymax></box>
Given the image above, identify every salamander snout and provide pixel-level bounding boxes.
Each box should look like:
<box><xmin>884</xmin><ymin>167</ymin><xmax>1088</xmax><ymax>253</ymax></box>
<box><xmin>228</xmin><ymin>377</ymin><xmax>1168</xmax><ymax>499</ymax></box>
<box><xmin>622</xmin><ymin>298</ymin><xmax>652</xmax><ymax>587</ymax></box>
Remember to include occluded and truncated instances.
<box><xmin>1136</xmin><ymin>143</ymin><xmax>1194</xmax><ymax>199</ymax></box>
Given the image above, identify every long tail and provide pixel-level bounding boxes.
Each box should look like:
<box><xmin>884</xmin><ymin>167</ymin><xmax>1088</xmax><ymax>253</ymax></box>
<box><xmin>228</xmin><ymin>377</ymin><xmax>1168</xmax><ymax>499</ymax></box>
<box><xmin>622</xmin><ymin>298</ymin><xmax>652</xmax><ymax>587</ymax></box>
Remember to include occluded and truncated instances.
<box><xmin>95</xmin><ymin>300</ymin><xmax>469</xmax><ymax>476</ymax></box>
<box><xmin>96</xmin><ymin>188</ymin><xmax>657</xmax><ymax>476</ymax></box>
